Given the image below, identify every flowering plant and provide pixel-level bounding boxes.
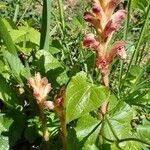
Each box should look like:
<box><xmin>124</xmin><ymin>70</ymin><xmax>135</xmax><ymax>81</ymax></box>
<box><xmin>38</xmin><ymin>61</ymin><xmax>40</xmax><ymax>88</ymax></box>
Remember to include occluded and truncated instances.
<box><xmin>83</xmin><ymin>0</ymin><xmax>127</xmax><ymax>86</ymax></box>
<box><xmin>0</xmin><ymin>0</ymin><xmax>149</xmax><ymax>149</ymax></box>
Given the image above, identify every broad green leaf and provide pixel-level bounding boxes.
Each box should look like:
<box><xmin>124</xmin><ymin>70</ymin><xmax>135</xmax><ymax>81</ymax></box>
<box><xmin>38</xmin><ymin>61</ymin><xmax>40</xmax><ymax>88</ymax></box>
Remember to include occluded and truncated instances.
<box><xmin>3</xmin><ymin>50</ymin><xmax>30</xmax><ymax>83</ymax></box>
<box><xmin>75</xmin><ymin>114</ymin><xmax>100</xmax><ymax>149</ymax></box>
<box><xmin>0</xmin><ymin>2</ymin><xmax>7</xmax><ymax>9</ymax></box>
<box><xmin>0</xmin><ymin>113</ymin><xmax>25</xmax><ymax>149</ymax></box>
<box><xmin>0</xmin><ymin>114</ymin><xmax>13</xmax><ymax>150</ymax></box>
<box><xmin>35</xmin><ymin>49</ymin><xmax>62</xmax><ymax>72</ymax></box>
<box><xmin>137</xmin><ymin>119</ymin><xmax>150</xmax><ymax>141</ymax></box>
<box><xmin>2</xmin><ymin>18</ymin><xmax>16</xmax><ymax>30</ymax></box>
<box><xmin>120</xmin><ymin>140</ymin><xmax>143</xmax><ymax>150</ymax></box>
<box><xmin>75</xmin><ymin>114</ymin><xmax>100</xmax><ymax>142</ymax></box>
<box><xmin>65</xmin><ymin>72</ymin><xmax>116</xmax><ymax>123</ymax></box>
<box><xmin>9</xmin><ymin>29</ymin><xmax>26</xmax><ymax>43</ymax></box>
<box><xmin>102</xmin><ymin>101</ymin><xmax>134</xmax><ymax>141</ymax></box>
<box><xmin>8</xmin><ymin>113</ymin><xmax>26</xmax><ymax>147</ymax></box>
<box><xmin>0</xmin><ymin>17</ymin><xmax>17</xmax><ymax>56</ymax></box>
<box><xmin>18</xmin><ymin>26</ymin><xmax>40</xmax><ymax>45</ymax></box>
<box><xmin>0</xmin><ymin>74</ymin><xmax>19</xmax><ymax>108</ymax></box>
<box><xmin>56</xmin><ymin>71</ymin><xmax>69</xmax><ymax>86</ymax></box>
<box><xmin>82</xmin><ymin>144</ymin><xmax>99</xmax><ymax>150</ymax></box>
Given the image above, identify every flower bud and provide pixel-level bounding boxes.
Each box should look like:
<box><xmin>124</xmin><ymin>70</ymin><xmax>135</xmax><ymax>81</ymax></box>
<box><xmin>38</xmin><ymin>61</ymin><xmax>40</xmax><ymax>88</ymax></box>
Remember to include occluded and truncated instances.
<box><xmin>108</xmin><ymin>41</ymin><xmax>127</xmax><ymax>61</ymax></box>
<box><xmin>102</xmin><ymin>10</ymin><xmax>126</xmax><ymax>41</ymax></box>
<box><xmin>102</xmin><ymin>20</ymin><xmax>116</xmax><ymax>41</ymax></box>
<box><xmin>45</xmin><ymin>101</ymin><xmax>55</xmax><ymax>110</ymax></box>
<box><xmin>109</xmin><ymin>0</ymin><xmax>121</xmax><ymax>7</ymax></box>
<box><xmin>92</xmin><ymin>3</ymin><xmax>101</xmax><ymax>14</ymax></box>
<box><xmin>84</xmin><ymin>12</ymin><xmax>95</xmax><ymax>22</ymax></box>
<box><xmin>83</xmin><ymin>33</ymin><xmax>100</xmax><ymax>50</ymax></box>
<box><xmin>112</xmin><ymin>10</ymin><xmax>127</xmax><ymax>30</ymax></box>
<box><xmin>96</xmin><ymin>57</ymin><xmax>109</xmax><ymax>75</ymax></box>
<box><xmin>105</xmin><ymin>0</ymin><xmax>121</xmax><ymax>19</ymax></box>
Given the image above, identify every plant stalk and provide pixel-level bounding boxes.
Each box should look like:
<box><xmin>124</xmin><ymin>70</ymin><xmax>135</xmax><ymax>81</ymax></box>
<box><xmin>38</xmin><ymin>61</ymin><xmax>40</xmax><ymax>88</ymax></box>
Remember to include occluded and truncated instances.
<box><xmin>58</xmin><ymin>0</ymin><xmax>65</xmax><ymax>33</ymax></box>
<box><xmin>60</xmin><ymin>117</ymin><xmax>67</xmax><ymax>150</ymax></box>
<box><xmin>13</xmin><ymin>0</ymin><xmax>20</xmax><ymax>23</ymax></box>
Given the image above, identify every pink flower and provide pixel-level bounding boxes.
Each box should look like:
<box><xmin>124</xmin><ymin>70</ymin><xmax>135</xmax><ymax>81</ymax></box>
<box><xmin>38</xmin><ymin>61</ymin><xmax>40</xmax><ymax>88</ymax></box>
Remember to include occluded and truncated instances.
<box><xmin>45</xmin><ymin>101</ymin><xmax>55</xmax><ymax>110</ymax></box>
<box><xmin>84</xmin><ymin>12</ymin><xmax>95</xmax><ymax>23</ymax></box>
<box><xmin>96</xmin><ymin>57</ymin><xmax>109</xmax><ymax>75</ymax></box>
<box><xmin>108</xmin><ymin>41</ymin><xmax>127</xmax><ymax>61</ymax></box>
<box><xmin>105</xmin><ymin>0</ymin><xmax>121</xmax><ymax>18</ymax></box>
<box><xmin>84</xmin><ymin>12</ymin><xmax>102</xmax><ymax>31</ymax></box>
<box><xmin>96</xmin><ymin>57</ymin><xmax>110</xmax><ymax>86</ymax></box>
<box><xmin>112</xmin><ymin>10</ymin><xmax>127</xmax><ymax>30</ymax></box>
<box><xmin>108</xmin><ymin>0</ymin><xmax>121</xmax><ymax>8</ymax></box>
<box><xmin>83</xmin><ymin>33</ymin><xmax>100</xmax><ymax>51</ymax></box>
<box><xmin>92</xmin><ymin>3</ymin><xmax>101</xmax><ymax>14</ymax></box>
<box><xmin>28</xmin><ymin>73</ymin><xmax>52</xmax><ymax>103</ymax></box>
<box><xmin>102</xmin><ymin>10</ymin><xmax>126</xmax><ymax>41</ymax></box>
<box><xmin>102</xmin><ymin>20</ymin><xmax>116</xmax><ymax>41</ymax></box>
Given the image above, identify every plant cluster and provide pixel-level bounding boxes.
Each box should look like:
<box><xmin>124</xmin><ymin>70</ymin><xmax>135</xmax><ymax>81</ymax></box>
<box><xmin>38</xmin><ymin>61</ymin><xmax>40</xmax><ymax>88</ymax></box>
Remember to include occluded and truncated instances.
<box><xmin>0</xmin><ymin>0</ymin><xmax>150</xmax><ymax>150</ymax></box>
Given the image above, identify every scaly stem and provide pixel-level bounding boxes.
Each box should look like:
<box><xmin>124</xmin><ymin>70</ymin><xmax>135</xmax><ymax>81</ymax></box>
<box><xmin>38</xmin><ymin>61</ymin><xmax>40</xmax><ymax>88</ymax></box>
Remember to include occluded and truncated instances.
<box><xmin>60</xmin><ymin>116</ymin><xmax>67</xmax><ymax>150</ymax></box>
<box><xmin>58</xmin><ymin>0</ymin><xmax>65</xmax><ymax>34</ymax></box>
<box><xmin>38</xmin><ymin>105</ymin><xmax>49</xmax><ymax>141</ymax></box>
<box><xmin>13</xmin><ymin>0</ymin><xmax>20</xmax><ymax>23</ymax></box>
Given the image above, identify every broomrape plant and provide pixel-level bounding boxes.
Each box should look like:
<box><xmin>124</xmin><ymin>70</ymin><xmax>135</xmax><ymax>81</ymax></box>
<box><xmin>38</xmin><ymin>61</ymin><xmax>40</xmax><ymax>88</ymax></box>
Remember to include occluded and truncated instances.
<box><xmin>83</xmin><ymin>0</ymin><xmax>127</xmax><ymax>86</ymax></box>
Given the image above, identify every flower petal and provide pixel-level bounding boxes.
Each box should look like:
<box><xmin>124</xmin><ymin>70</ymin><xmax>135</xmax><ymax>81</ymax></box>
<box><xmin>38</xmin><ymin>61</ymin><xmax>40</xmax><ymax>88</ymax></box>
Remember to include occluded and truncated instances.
<box><xmin>105</xmin><ymin>0</ymin><xmax>121</xmax><ymax>18</ymax></box>
<box><xmin>83</xmin><ymin>33</ymin><xmax>100</xmax><ymax>50</ymax></box>
<box><xmin>108</xmin><ymin>41</ymin><xmax>127</xmax><ymax>61</ymax></box>
<box><xmin>83</xmin><ymin>12</ymin><xmax>95</xmax><ymax>23</ymax></box>
<box><xmin>45</xmin><ymin>101</ymin><xmax>55</xmax><ymax>110</ymax></box>
<box><xmin>112</xmin><ymin>10</ymin><xmax>127</xmax><ymax>30</ymax></box>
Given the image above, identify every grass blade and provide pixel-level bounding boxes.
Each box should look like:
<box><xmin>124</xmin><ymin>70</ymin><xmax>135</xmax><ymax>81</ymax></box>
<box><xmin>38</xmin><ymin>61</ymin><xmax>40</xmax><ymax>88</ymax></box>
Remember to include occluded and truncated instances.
<box><xmin>40</xmin><ymin>0</ymin><xmax>51</xmax><ymax>51</ymax></box>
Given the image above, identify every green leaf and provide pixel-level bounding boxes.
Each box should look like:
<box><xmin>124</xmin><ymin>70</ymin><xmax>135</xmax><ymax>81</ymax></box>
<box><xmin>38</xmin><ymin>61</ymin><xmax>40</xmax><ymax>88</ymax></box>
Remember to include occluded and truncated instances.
<box><xmin>120</xmin><ymin>140</ymin><xmax>144</xmax><ymax>150</ymax></box>
<box><xmin>82</xmin><ymin>144</ymin><xmax>99</xmax><ymax>150</ymax></box>
<box><xmin>18</xmin><ymin>26</ymin><xmax>40</xmax><ymax>45</ymax></box>
<box><xmin>75</xmin><ymin>114</ymin><xmax>100</xmax><ymax>149</ymax></box>
<box><xmin>9</xmin><ymin>29</ymin><xmax>26</xmax><ymax>43</ymax></box>
<box><xmin>3</xmin><ymin>50</ymin><xmax>30</xmax><ymax>83</ymax></box>
<box><xmin>8</xmin><ymin>112</ymin><xmax>26</xmax><ymax>147</ymax></box>
<box><xmin>65</xmin><ymin>72</ymin><xmax>114</xmax><ymax>123</ymax></box>
<box><xmin>137</xmin><ymin>119</ymin><xmax>150</xmax><ymax>141</ymax></box>
<box><xmin>75</xmin><ymin>114</ymin><xmax>100</xmax><ymax>142</ymax></box>
<box><xmin>35</xmin><ymin>49</ymin><xmax>62</xmax><ymax>72</ymax></box>
<box><xmin>0</xmin><ymin>17</ymin><xmax>17</xmax><ymax>56</ymax></box>
<box><xmin>102</xmin><ymin>102</ymin><xmax>134</xmax><ymax>141</ymax></box>
<box><xmin>56</xmin><ymin>71</ymin><xmax>69</xmax><ymax>86</ymax></box>
<box><xmin>0</xmin><ymin>114</ymin><xmax>13</xmax><ymax>150</ymax></box>
<box><xmin>0</xmin><ymin>2</ymin><xmax>7</xmax><ymax>9</ymax></box>
<box><xmin>40</xmin><ymin>0</ymin><xmax>51</xmax><ymax>50</ymax></box>
<box><xmin>0</xmin><ymin>74</ymin><xmax>19</xmax><ymax>108</ymax></box>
